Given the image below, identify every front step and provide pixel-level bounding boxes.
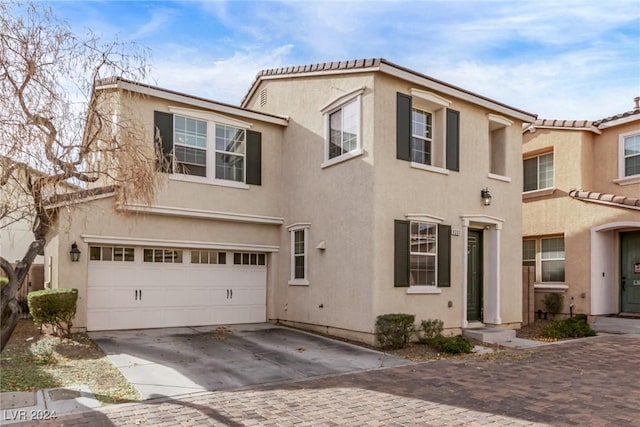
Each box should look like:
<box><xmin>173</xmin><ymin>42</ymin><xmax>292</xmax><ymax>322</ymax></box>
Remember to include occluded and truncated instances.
<box><xmin>463</xmin><ymin>327</ymin><xmax>516</xmax><ymax>344</ymax></box>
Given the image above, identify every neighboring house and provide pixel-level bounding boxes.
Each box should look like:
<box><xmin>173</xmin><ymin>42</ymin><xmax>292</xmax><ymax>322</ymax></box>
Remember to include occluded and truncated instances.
<box><xmin>522</xmin><ymin>99</ymin><xmax>640</xmax><ymax>318</ymax></box>
<box><xmin>44</xmin><ymin>58</ymin><xmax>536</xmax><ymax>344</ymax></box>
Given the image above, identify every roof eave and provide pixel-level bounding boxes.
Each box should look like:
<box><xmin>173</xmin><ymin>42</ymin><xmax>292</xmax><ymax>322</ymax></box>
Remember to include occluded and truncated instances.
<box><xmin>96</xmin><ymin>78</ymin><xmax>289</xmax><ymax>127</ymax></box>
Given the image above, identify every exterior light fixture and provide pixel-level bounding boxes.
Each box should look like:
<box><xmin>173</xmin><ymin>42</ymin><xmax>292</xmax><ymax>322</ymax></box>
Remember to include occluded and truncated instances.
<box><xmin>70</xmin><ymin>242</ymin><xmax>81</xmax><ymax>262</ymax></box>
<box><xmin>481</xmin><ymin>188</ymin><xmax>492</xmax><ymax>206</ymax></box>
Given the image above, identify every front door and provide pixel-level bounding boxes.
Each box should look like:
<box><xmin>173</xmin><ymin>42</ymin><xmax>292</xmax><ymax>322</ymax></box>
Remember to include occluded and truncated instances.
<box><xmin>621</xmin><ymin>231</ymin><xmax>640</xmax><ymax>313</ymax></box>
<box><xmin>467</xmin><ymin>230</ymin><xmax>483</xmax><ymax>322</ymax></box>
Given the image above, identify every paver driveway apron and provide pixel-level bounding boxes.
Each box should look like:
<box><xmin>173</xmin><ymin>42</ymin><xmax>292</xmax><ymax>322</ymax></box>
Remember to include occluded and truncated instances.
<box><xmin>90</xmin><ymin>323</ymin><xmax>411</xmax><ymax>399</ymax></box>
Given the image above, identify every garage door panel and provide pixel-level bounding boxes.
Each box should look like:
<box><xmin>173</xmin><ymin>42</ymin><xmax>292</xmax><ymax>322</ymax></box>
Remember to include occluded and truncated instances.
<box><xmin>87</xmin><ymin>246</ymin><xmax>267</xmax><ymax>331</ymax></box>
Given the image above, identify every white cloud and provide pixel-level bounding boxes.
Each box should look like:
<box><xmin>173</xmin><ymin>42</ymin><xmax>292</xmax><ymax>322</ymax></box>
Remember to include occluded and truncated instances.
<box><xmin>149</xmin><ymin>44</ymin><xmax>295</xmax><ymax>104</ymax></box>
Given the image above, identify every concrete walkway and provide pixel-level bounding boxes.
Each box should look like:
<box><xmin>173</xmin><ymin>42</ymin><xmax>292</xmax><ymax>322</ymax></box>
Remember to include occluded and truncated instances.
<box><xmin>592</xmin><ymin>315</ymin><xmax>640</xmax><ymax>334</ymax></box>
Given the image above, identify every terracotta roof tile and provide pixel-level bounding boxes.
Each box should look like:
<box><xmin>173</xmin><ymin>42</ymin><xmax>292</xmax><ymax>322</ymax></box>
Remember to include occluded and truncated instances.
<box><xmin>569</xmin><ymin>190</ymin><xmax>640</xmax><ymax>210</ymax></box>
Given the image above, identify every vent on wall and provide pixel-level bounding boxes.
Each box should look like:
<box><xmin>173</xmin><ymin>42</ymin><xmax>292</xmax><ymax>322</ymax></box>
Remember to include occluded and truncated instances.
<box><xmin>259</xmin><ymin>88</ymin><xmax>267</xmax><ymax>106</ymax></box>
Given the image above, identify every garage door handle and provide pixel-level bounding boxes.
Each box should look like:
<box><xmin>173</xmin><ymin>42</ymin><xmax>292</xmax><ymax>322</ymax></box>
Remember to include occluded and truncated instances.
<box><xmin>139</xmin><ymin>289</ymin><xmax>142</xmax><ymax>300</ymax></box>
<box><xmin>135</xmin><ymin>290</ymin><xmax>138</xmax><ymax>300</ymax></box>
<box><xmin>230</xmin><ymin>289</ymin><xmax>233</xmax><ymax>299</ymax></box>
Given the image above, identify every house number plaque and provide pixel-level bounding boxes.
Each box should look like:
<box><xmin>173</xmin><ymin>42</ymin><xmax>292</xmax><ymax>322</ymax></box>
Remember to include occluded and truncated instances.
<box><xmin>635</xmin><ymin>263</ymin><xmax>640</xmax><ymax>274</ymax></box>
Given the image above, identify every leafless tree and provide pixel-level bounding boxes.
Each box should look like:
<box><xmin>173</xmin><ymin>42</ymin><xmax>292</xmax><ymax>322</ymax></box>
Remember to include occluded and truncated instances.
<box><xmin>0</xmin><ymin>2</ymin><xmax>162</xmax><ymax>348</ymax></box>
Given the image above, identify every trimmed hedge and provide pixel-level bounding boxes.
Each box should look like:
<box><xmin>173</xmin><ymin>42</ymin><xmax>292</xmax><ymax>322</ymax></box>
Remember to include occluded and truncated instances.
<box><xmin>375</xmin><ymin>313</ymin><xmax>415</xmax><ymax>349</ymax></box>
<box><xmin>27</xmin><ymin>288</ymin><xmax>78</xmax><ymax>336</ymax></box>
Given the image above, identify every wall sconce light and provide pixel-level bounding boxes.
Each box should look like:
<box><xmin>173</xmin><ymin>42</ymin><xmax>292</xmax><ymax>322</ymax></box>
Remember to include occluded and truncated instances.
<box><xmin>481</xmin><ymin>188</ymin><xmax>492</xmax><ymax>206</ymax></box>
<box><xmin>70</xmin><ymin>242</ymin><xmax>81</xmax><ymax>262</ymax></box>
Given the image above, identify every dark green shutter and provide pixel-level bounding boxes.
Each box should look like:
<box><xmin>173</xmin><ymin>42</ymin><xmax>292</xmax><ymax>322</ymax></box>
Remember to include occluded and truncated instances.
<box><xmin>396</xmin><ymin>93</ymin><xmax>412</xmax><ymax>161</ymax></box>
<box><xmin>246</xmin><ymin>130</ymin><xmax>262</xmax><ymax>186</ymax></box>
<box><xmin>446</xmin><ymin>108</ymin><xmax>459</xmax><ymax>171</ymax></box>
<box><xmin>437</xmin><ymin>224</ymin><xmax>451</xmax><ymax>287</ymax></box>
<box><xmin>154</xmin><ymin>111</ymin><xmax>173</xmax><ymax>173</ymax></box>
<box><xmin>394</xmin><ymin>220</ymin><xmax>410</xmax><ymax>287</ymax></box>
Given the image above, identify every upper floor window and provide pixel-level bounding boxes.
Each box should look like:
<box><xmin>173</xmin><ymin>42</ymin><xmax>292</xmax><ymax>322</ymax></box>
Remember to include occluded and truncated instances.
<box><xmin>328</xmin><ymin>99</ymin><xmax>359</xmax><ymax>160</ymax></box>
<box><xmin>154</xmin><ymin>110</ymin><xmax>262</xmax><ymax>187</ymax></box>
<box><xmin>215</xmin><ymin>124</ymin><xmax>245</xmax><ymax>182</ymax></box>
<box><xmin>622</xmin><ymin>133</ymin><xmax>640</xmax><ymax>177</ymax></box>
<box><xmin>174</xmin><ymin>116</ymin><xmax>207</xmax><ymax>177</ymax></box>
<box><xmin>411</xmin><ymin>109</ymin><xmax>433</xmax><ymax>165</ymax></box>
<box><xmin>397</xmin><ymin>90</ymin><xmax>459</xmax><ymax>173</ymax></box>
<box><xmin>523</xmin><ymin>152</ymin><xmax>553</xmax><ymax>192</ymax></box>
<box><xmin>320</xmin><ymin>88</ymin><xmax>364</xmax><ymax>168</ymax></box>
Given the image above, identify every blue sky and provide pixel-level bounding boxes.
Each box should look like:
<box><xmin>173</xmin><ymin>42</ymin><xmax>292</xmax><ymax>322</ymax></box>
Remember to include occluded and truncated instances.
<box><xmin>44</xmin><ymin>0</ymin><xmax>639</xmax><ymax>120</ymax></box>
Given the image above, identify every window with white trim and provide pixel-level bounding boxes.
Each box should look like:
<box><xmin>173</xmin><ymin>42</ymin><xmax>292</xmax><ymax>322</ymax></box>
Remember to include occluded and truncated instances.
<box><xmin>523</xmin><ymin>152</ymin><xmax>553</xmax><ymax>192</ymax></box>
<box><xmin>191</xmin><ymin>250</ymin><xmax>226</xmax><ymax>265</ymax></box>
<box><xmin>215</xmin><ymin>124</ymin><xmax>245</xmax><ymax>182</ymax></box>
<box><xmin>154</xmin><ymin>109</ymin><xmax>261</xmax><ymax>186</ymax></box>
<box><xmin>409</xmin><ymin>221</ymin><xmax>437</xmax><ymax>286</ymax></box>
<box><xmin>522</xmin><ymin>237</ymin><xmax>564</xmax><ymax>282</ymax></box>
<box><xmin>288</xmin><ymin>225</ymin><xmax>309</xmax><ymax>284</ymax></box>
<box><xmin>174</xmin><ymin>115</ymin><xmax>208</xmax><ymax>177</ymax></box>
<box><xmin>143</xmin><ymin>248</ymin><xmax>183</xmax><ymax>263</ymax></box>
<box><xmin>89</xmin><ymin>246</ymin><xmax>134</xmax><ymax>262</ymax></box>
<box><xmin>328</xmin><ymin>98</ymin><xmax>360</xmax><ymax>160</ymax></box>
<box><xmin>622</xmin><ymin>132</ymin><xmax>640</xmax><ymax>177</ymax></box>
<box><xmin>411</xmin><ymin>109</ymin><xmax>433</xmax><ymax>165</ymax></box>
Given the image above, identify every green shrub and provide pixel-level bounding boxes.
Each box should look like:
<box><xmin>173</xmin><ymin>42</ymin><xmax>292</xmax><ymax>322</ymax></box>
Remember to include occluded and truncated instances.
<box><xmin>28</xmin><ymin>288</ymin><xmax>78</xmax><ymax>337</ymax></box>
<box><xmin>543</xmin><ymin>292</ymin><xmax>564</xmax><ymax>317</ymax></box>
<box><xmin>417</xmin><ymin>319</ymin><xmax>444</xmax><ymax>343</ymax></box>
<box><xmin>427</xmin><ymin>335</ymin><xmax>474</xmax><ymax>354</ymax></box>
<box><xmin>29</xmin><ymin>337</ymin><xmax>61</xmax><ymax>365</ymax></box>
<box><xmin>375</xmin><ymin>313</ymin><xmax>415</xmax><ymax>349</ymax></box>
<box><xmin>539</xmin><ymin>315</ymin><xmax>597</xmax><ymax>340</ymax></box>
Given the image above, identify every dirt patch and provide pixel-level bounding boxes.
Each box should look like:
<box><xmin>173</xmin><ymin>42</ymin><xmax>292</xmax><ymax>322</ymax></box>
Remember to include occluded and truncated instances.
<box><xmin>1</xmin><ymin>319</ymin><xmax>138</xmax><ymax>404</ymax></box>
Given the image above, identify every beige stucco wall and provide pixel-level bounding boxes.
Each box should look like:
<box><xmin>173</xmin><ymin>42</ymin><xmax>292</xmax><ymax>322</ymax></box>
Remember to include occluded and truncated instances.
<box><xmin>371</xmin><ymin>73</ymin><xmax>525</xmax><ymax>329</ymax></box>
<box><xmin>245</xmin><ymin>74</ymin><xmax>377</xmax><ymax>339</ymax></box>
<box><xmin>522</xmin><ymin>121</ymin><xmax>640</xmax><ymax>315</ymax></box>
<box><xmin>246</xmin><ymin>71</ymin><xmax>526</xmax><ymax>342</ymax></box>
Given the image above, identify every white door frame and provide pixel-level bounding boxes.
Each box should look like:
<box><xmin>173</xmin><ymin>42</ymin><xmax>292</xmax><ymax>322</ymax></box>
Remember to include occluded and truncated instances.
<box><xmin>461</xmin><ymin>214</ymin><xmax>504</xmax><ymax>328</ymax></box>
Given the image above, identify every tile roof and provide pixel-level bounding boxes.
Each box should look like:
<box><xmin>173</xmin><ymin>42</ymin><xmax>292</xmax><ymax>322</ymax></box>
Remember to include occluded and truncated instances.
<box><xmin>525</xmin><ymin>107</ymin><xmax>640</xmax><ymax>133</ymax></box>
<box><xmin>569</xmin><ymin>190</ymin><xmax>640</xmax><ymax>210</ymax></box>
<box><xmin>241</xmin><ymin>58</ymin><xmax>536</xmax><ymax>120</ymax></box>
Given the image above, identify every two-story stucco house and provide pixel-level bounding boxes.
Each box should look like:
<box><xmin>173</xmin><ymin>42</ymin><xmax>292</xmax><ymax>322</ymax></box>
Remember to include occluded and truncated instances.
<box><xmin>522</xmin><ymin>99</ymin><xmax>640</xmax><ymax>319</ymax></box>
<box><xmin>44</xmin><ymin>59</ymin><xmax>536</xmax><ymax>344</ymax></box>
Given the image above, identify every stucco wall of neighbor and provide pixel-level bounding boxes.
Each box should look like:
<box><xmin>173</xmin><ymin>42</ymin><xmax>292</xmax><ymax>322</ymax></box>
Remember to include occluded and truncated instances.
<box><xmin>245</xmin><ymin>74</ymin><xmax>378</xmax><ymax>337</ymax></box>
<box><xmin>593</xmin><ymin>121</ymin><xmax>640</xmax><ymax>195</ymax></box>
<box><xmin>522</xmin><ymin>124</ymin><xmax>640</xmax><ymax>316</ymax></box>
<box><xmin>370</xmin><ymin>73</ymin><xmax>525</xmax><ymax>329</ymax></box>
<box><xmin>0</xmin><ymin>220</ymin><xmax>44</xmax><ymax>265</ymax></box>
<box><xmin>45</xmin><ymin>196</ymin><xmax>281</xmax><ymax>329</ymax></box>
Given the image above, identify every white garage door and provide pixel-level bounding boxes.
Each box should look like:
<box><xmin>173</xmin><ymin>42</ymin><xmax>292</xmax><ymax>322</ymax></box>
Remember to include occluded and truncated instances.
<box><xmin>87</xmin><ymin>246</ymin><xmax>267</xmax><ymax>331</ymax></box>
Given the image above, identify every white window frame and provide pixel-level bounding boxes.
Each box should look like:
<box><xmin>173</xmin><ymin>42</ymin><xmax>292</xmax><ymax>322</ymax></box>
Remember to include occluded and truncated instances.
<box><xmin>523</xmin><ymin>152</ymin><xmax>554</xmax><ymax>194</ymax></box>
<box><xmin>409</xmin><ymin>221</ymin><xmax>438</xmax><ymax>288</ymax></box>
<box><xmin>287</xmin><ymin>223</ymin><xmax>310</xmax><ymax>285</ymax></box>
<box><xmin>522</xmin><ymin>236</ymin><xmax>565</xmax><ymax>285</ymax></box>
<box><xmin>173</xmin><ymin>115</ymin><xmax>208</xmax><ymax>177</ymax></box>
<box><xmin>616</xmin><ymin>131</ymin><xmax>640</xmax><ymax>185</ymax></box>
<box><xmin>214</xmin><ymin>123</ymin><xmax>246</xmax><ymax>184</ymax></box>
<box><xmin>408</xmin><ymin>89</ymin><xmax>451</xmax><ymax>174</ymax></box>
<box><xmin>168</xmin><ymin>107</ymin><xmax>252</xmax><ymax>189</ymax></box>
<box><xmin>321</xmin><ymin>88</ymin><xmax>364</xmax><ymax>169</ymax></box>
<box><xmin>411</xmin><ymin>108</ymin><xmax>433</xmax><ymax>166</ymax></box>
<box><xmin>89</xmin><ymin>246</ymin><xmax>135</xmax><ymax>262</ymax></box>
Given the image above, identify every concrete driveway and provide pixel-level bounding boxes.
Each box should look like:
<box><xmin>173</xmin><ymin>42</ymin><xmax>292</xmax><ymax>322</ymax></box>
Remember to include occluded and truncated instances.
<box><xmin>90</xmin><ymin>323</ymin><xmax>411</xmax><ymax>399</ymax></box>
